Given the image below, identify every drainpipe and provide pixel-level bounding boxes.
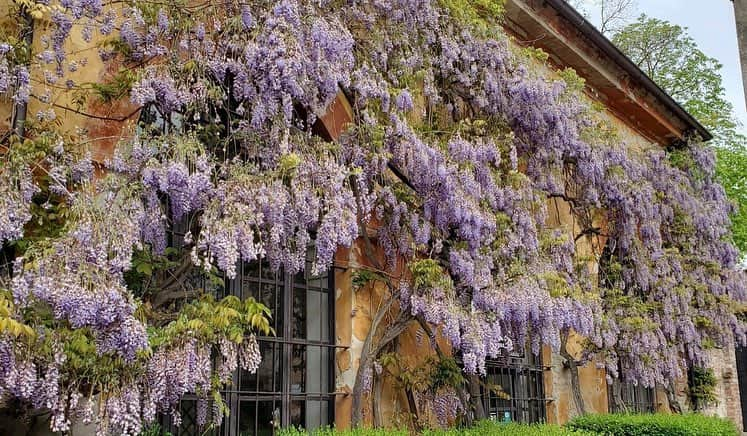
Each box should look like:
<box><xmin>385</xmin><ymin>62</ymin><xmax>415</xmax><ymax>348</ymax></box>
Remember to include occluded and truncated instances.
<box><xmin>11</xmin><ymin>7</ymin><xmax>34</xmax><ymax>138</ymax></box>
<box><xmin>734</xmin><ymin>0</ymin><xmax>747</xmax><ymax>107</ymax></box>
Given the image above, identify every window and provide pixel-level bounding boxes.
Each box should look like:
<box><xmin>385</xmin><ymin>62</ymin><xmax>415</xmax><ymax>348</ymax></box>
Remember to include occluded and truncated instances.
<box><xmin>140</xmin><ymin>77</ymin><xmax>344</xmax><ymax>435</ymax></box>
<box><xmin>608</xmin><ymin>381</ymin><xmax>656</xmax><ymax>414</ymax></box>
<box><xmin>163</xmin><ymin>218</ymin><xmax>336</xmax><ymax>435</ymax></box>
<box><xmin>478</xmin><ymin>349</ymin><xmax>547</xmax><ymax>423</ymax></box>
<box><xmin>222</xmin><ymin>249</ymin><xmax>335</xmax><ymax>435</ymax></box>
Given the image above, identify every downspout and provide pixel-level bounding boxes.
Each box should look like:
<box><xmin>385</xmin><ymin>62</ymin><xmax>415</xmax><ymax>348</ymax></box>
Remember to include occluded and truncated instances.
<box><xmin>734</xmin><ymin>0</ymin><xmax>747</xmax><ymax>107</ymax></box>
<box><xmin>11</xmin><ymin>7</ymin><xmax>34</xmax><ymax>138</ymax></box>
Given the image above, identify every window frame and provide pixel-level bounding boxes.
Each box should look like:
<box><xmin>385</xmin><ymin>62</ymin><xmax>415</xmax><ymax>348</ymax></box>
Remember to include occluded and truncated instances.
<box><xmin>162</xmin><ymin>219</ymin><xmax>339</xmax><ymax>435</ymax></box>
<box><xmin>221</xmin><ymin>257</ymin><xmax>338</xmax><ymax>435</ymax></box>
<box><xmin>478</xmin><ymin>348</ymin><xmax>548</xmax><ymax>424</ymax></box>
<box><xmin>149</xmin><ymin>89</ymin><xmax>352</xmax><ymax>435</ymax></box>
<box><xmin>608</xmin><ymin>380</ymin><xmax>656</xmax><ymax>414</ymax></box>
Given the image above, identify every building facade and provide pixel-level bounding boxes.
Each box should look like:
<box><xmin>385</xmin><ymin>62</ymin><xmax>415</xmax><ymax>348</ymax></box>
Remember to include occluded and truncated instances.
<box><xmin>1</xmin><ymin>1</ymin><xmax>744</xmax><ymax>435</ymax></box>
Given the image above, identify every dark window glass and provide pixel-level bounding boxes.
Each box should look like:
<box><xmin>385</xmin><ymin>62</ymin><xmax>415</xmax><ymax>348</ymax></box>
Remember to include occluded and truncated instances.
<box><xmin>479</xmin><ymin>348</ymin><xmax>547</xmax><ymax>423</ymax></box>
<box><xmin>171</xmin><ymin>398</ymin><xmax>218</xmax><ymax>436</ymax></box>
<box><xmin>608</xmin><ymin>380</ymin><xmax>656</xmax><ymax>414</ymax></box>
<box><xmin>238</xmin><ymin>400</ymin><xmax>279</xmax><ymax>436</ymax></box>
<box><xmin>167</xmin><ymin>246</ymin><xmax>336</xmax><ymax>435</ymax></box>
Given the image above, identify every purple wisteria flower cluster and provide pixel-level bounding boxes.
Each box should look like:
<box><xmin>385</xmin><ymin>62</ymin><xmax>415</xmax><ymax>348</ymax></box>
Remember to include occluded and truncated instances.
<box><xmin>0</xmin><ymin>0</ymin><xmax>745</xmax><ymax>431</ymax></box>
<box><xmin>0</xmin><ymin>165</ymin><xmax>38</xmax><ymax>244</ymax></box>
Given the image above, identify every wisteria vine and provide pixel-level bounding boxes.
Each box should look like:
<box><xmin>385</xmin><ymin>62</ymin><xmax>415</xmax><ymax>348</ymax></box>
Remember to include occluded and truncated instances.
<box><xmin>0</xmin><ymin>0</ymin><xmax>744</xmax><ymax>432</ymax></box>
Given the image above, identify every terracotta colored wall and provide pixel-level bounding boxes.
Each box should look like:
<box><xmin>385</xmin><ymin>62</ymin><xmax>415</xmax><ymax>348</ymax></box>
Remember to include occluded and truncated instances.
<box><xmin>0</xmin><ymin>3</ymin><xmax>138</xmax><ymax>161</ymax></box>
<box><xmin>332</xmin><ymin>229</ymin><xmax>444</xmax><ymax>429</ymax></box>
<box><xmin>543</xmin><ymin>195</ymin><xmax>609</xmax><ymax>423</ymax></box>
<box><xmin>3</xmin><ymin>2</ymin><xmax>744</xmax><ymax>431</ymax></box>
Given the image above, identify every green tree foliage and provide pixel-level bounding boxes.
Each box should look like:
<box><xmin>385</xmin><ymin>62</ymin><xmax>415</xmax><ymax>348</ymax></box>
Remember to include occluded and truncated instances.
<box><xmin>612</xmin><ymin>15</ymin><xmax>742</xmax><ymax>147</ymax></box>
<box><xmin>612</xmin><ymin>15</ymin><xmax>747</xmax><ymax>256</ymax></box>
<box><xmin>714</xmin><ymin>146</ymin><xmax>747</xmax><ymax>255</ymax></box>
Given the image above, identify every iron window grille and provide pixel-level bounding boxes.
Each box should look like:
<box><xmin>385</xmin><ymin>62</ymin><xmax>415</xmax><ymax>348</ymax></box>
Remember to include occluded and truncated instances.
<box><xmin>161</xmin><ymin>218</ymin><xmax>337</xmax><ymax>436</ymax></box>
<box><xmin>477</xmin><ymin>348</ymin><xmax>548</xmax><ymax>424</ymax></box>
<box><xmin>608</xmin><ymin>381</ymin><xmax>656</xmax><ymax>414</ymax></box>
<box><xmin>140</xmin><ymin>91</ymin><xmax>343</xmax><ymax>435</ymax></box>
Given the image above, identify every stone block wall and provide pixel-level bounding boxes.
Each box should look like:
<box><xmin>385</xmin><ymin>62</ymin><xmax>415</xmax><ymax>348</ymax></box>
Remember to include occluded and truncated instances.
<box><xmin>702</xmin><ymin>345</ymin><xmax>743</xmax><ymax>430</ymax></box>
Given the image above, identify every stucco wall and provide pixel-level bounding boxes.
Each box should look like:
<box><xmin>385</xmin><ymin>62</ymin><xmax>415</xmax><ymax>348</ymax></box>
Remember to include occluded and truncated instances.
<box><xmin>1</xmin><ymin>2</ymin><xmax>744</xmax><ymax>433</ymax></box>
<box><xmin>0</xmin><ymin>2</ymin><xmax>136</xmax><ymax>164</ymax></box>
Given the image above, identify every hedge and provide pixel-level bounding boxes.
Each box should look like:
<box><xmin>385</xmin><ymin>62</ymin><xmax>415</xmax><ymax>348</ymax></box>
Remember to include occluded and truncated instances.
<box><xmin>279</xmin><ymin>421</ymin><xmax>594</xmax><ymax>436</ymax></box>
<box><xmin>422</xmin><ymin>420</ymin><xmax>595</xmax><ymax>435</ymax></box>
<box><xmin>566</xmin><ymin>413</ymin><xmax>739</xmax><ymax>436</ymax></box>
<box><xmin>278</xmin><ymin>428</ymin><xmax>408</xmax><ymax>436</ymax></box>
<box><xmin>276</xmin><ymin>414</ymin><xmax>739</xmax><ymax>436</ymax></box>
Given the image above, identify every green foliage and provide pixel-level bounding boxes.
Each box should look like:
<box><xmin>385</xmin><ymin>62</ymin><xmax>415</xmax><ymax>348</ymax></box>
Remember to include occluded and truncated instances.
<box><xmin>520</xmin><ymin>46</ymin><xmax>550</xmax><ymax>63</ymax></box>
<box><xmin>351</xmin><ymin>269</ymin><xmax>388</xmax><ymax>291</ymax></box>
<box><xmin>377</xmin><ymin>353</ymin><xmax>466</xmax><ymax>396</ymax></box>
<box><xmin>124</xmin><ymin>247</ymin><xmax>182</xmax><ymax>297</ymax></box>
<box><xmin>90</xmin><ymin>68</ymin><xmax>138</xmax><ymax>104</ymax></box>
<box><xmin>438</xmin><ymin>0</ymin><xmax>505</xmax><ymax>35</ymax></box>
<box><xmin>715</xmin><ymin>145</ymin><xmax>747</xmax><ymax>255</ymax></box>
<box><xmin>558</xmin><ymin>68</ymin><xmax>587</xmax><ymax>94</ymax></box>
<box><xmin>410</xmin><ymin>259</ymin><xmax>451</xmax><ymax>291</ymax></box>
<box><xmin>137</xmin><ymin>423</ymin><xmax>173</xmax><ymax>436</ymax></box>
<box><xmin>567</xmin><ymin>413</ymin><xmax>738</xmax><ymax>436</ymax></box>
<box><xmin>689</xmin><ymin>366</ymin><xmax>718</xmax><ymax>410</ymax></box>
<box><xmin>279</xmin><ymin>427</ymin><xmax>408</xmax><ymax>436</ymax></box>
<box><xmin>279</xmin><ymin>421</ymin><xmax>594</xmax><ymax>435</ymax></box>
<box><xmin>428</xmin><ymin>356</ymin><xmax>465</xmax><ymax>390</ymax></box>
<box><xmin>612</xmin><ymin>15</ymin><xmax>743</xmax><ymax>148</ymax></box>
<box><xmin>0</xmin><ymin>290</ymin><xmax>35</xmax><ymax>339</ymax></box>
<box><xmin>279</xmin><ymin>152</ymin><xmax>303</xmax><ymax>180</ymax></box>
<box><xmin>152</xmin><ymin>294</ymin><xmax>273</xmax><ymax>347</ymax></box>
<box><xmin>426</xmin><ymin>421</ymin><xmax>595</xmax><ymax>435</ymax></box>
<box><xmin>541</xmin><ymin>271</ymin><xmax>574</xmax><ymax>298</ymax></box>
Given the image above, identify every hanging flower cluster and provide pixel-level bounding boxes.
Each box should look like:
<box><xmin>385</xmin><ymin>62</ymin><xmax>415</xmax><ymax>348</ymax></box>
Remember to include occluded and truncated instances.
<box><xmin>0</xmin><ymin>0</ymin><xmax>744</xmax><ymax>432</ymax></box>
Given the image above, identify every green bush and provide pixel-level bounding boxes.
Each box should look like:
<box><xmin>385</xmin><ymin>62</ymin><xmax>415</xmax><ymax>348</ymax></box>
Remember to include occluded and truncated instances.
<box><xmin>278</xmin><ymin>427</ymin><xmax>409</xmax><ymax>436</ymax></box>
<box><xmin>280</xmin><ymin>421</ymin><xmax>593</xmax><ymax>436</ymax></box>
<box><xmin>424</xmin><ymin>420</ymin><xmax>595</xmax><ymax>435</ymax></box>
<box><xmin>566</xmin><ymin>413</ymin><xmax>739</xmax><ymax>436</ymax></box>
<box><xmin>280</xmin><ymin>415</ymin><xmax>738</xmax><ymax>436</ymax></box>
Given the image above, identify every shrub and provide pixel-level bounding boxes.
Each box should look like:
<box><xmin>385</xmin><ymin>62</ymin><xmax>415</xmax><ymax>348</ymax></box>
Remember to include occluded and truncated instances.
<box><xmin>689</xmin><ymin>366</ymin><xmax>719</xmax><ymax>410</ymax></box>
<box><xmin>566</xmin><ymin>413</ymin><xmax>739</xmax><ymax>436</ymax></box>
<box><xmin>278</xmin><ymin>427</ymin><xmax>409</xmax><ymax>436</ymax></box>
<box><xmin>280</xmin><ymin>421</ymin><xmax>593</xmax><ymax>436</ymax></box>
<box><xmin>424</xmin><ymin>420</ymin><xmax>595</xmax><ymax>435</ymax></box>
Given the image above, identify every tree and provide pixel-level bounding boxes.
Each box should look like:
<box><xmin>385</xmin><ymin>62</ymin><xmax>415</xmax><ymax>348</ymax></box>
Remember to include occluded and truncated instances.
<box><xmin>715</xmin><ymin>146</ymin><xmax>747</xmax><ymax>255</ymax></box>
<box><xmin>611</xmin><ymin>15</ymin><xmax>747</xmax><ymax>255</ymax></box>
<box><xmin>612</xmin><ymin>16</ymin><xmax>743</xmax><ymax>147</ymax></box>
<box><xmin>567</xmin><ymin>0</ymin><xmax>638</xmax><ymax>35</ymax></box>
<box><xmin>0</xmin><ymin>1</ymin><xmax>744</xmax><ymax>434</ymax></box>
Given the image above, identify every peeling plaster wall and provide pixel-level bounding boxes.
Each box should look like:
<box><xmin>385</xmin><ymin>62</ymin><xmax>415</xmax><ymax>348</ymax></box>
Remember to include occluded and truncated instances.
<box><xmin>1</xmin><ymin>1</ymin><xmax>744</xmax><ymax>432</ymax></box>
<box><xmin>0</xmin><ymin>2</ymin><xmax>138</xmax><ymax>161</ymax></box>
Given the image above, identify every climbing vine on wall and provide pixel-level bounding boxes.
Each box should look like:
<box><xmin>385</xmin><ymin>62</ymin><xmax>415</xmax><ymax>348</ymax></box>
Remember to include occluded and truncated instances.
<box><xmin>0</xmin><ymin>0</ymin><xmax>744</xmax><ymax>433</ymax></box>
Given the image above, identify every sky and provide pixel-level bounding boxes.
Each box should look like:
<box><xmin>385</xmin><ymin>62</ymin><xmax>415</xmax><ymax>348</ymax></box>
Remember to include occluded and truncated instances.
<box><xmin>577</xmin><ymin>0</ymin><xmax>747</xmax><ymax>136</ymax></box>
